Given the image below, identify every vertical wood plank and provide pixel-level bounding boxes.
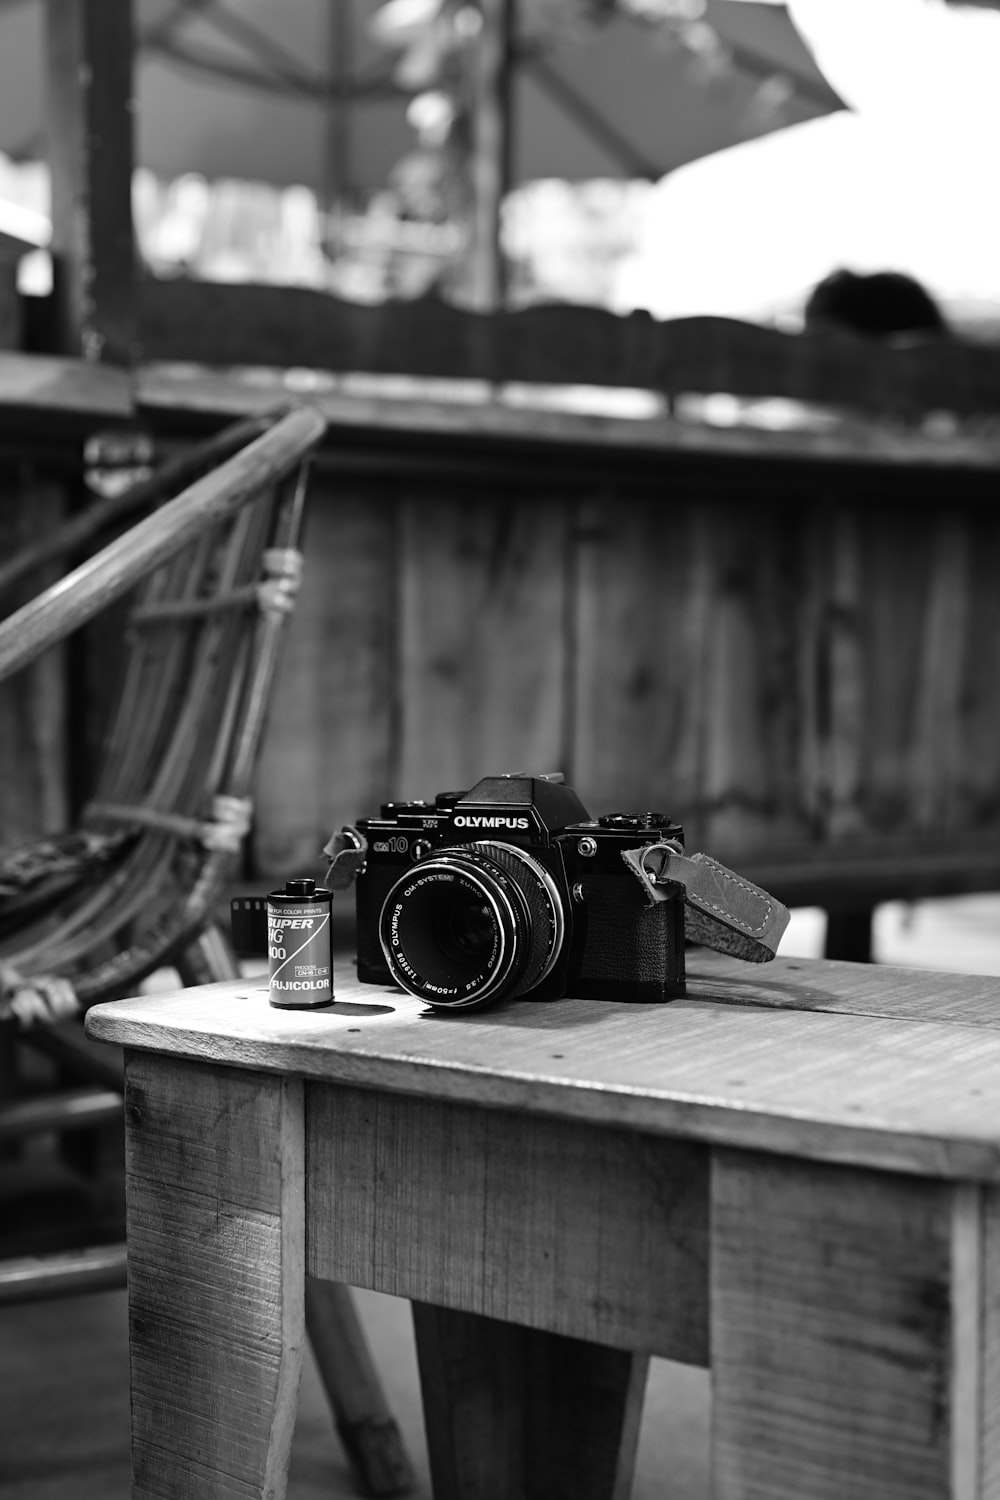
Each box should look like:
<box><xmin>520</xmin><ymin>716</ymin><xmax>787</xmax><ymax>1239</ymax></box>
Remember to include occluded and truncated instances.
<box><xmin>412</xmin><ymin>1303</ymin><xmax>648</xmax><ymax>1500</ymax></box>
<box><xmin>124</xmin><ymin>1052</ymin><xmax>305</xmax><ymax>1499</ymax></box>
<box><xmin>396</xmin><ymin>492</ymin><xmax>570</xmax><ymax>799</ymax></box>
<box><xmin>243</xmin><ymin>458</ymin><xmax>1000</xmax><ymax>897</ymax></box>
<box><xmin>711</xmin><ymin>1149</ymin><xmax>959</xmax><ymax>1500</ymax></box>
<box><xmin>44</xmin><ymin>0</ymin><xmax>137</xmax><ymax>364</ymax></box>
<box><xmin>819</xmin><ymin>506</ymin><xmax>866</xmax><ymax>841</ymax></box>
<box><xmin>791</xmin><ymin>505</ymin><xmax>829</xmax><ymax>841</ymax></box>
<box><xmin>950</xmin><ymin>1185</ymin><xmax>983</xmax><ymax>1500</ymax></box>
<box><xmin>980</xmin><ymin>1187</ymin><xmax>1000</xmax><ymax>1498</ymax></box>
<box><xmin>573</xmin><ymin>486</ymin><xmax>816</xmax><ymax>850</ymax></box>
<box><xmin>814</xmin><ymin>502</ymin><xmax>876</xmax><ymax>951</ymax></box>
<box><xmin>254</xmin><ymin>483</ymin><xmax>398</xmax><ymax>874</ymax></box>
<box><xmin>847</xmin><ymin>506</ymin><xmax>930</xmax><ymax>835</ymax></box>
<box><xmin>413</xmin><ymin>1306</ymin><xmax>525</xmax><ymax>1500</ymax></box>
<box><xmin>572</xmin><ymin>492</ymin><xmax>713</xmax><ymax>830</ymax></box>
<box><xmin>958</xmin><ymin>512</ymin><xmax>1000</xmax><ymax>834</ymax></box>
<box><xmin>520</xmin><ymin>1325</ymin><xmax>648</xmax><ymax>1500</ymax></box>
<box><xmin>909</xmin><ymin>515</ymin><xmax>971</xmax><ymax>831</ymax></box>
<box><xmin>698</xmin><ymin>502</ymin><xmax>804</xmax><ymax>851</ymax></box>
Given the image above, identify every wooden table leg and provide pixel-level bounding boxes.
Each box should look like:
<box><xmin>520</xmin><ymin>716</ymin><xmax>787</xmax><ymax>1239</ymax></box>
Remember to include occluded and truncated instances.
<box><xmin>711</xmin><ymin>1149</ymin><xmax>999</xmax><ymax>1500</ymax></box>
<box><xmin>412</xmin><ymin>1302</ymin><xmax>648</xmax><ymax>1500</ymax></box>
<box><xmin>123</xmin><ymin>1052</ymin><xmax>305</xmax><ymax>1500</ymax></box>
<box><xmin>305</xmin><ymin>1276</ymin><xmax>415</xmax><ymax>1496</ymax></box>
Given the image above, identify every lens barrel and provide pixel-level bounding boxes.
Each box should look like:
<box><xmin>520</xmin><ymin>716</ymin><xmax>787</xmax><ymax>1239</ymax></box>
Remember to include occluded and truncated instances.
<box><xmin>378</xmin><ymin>842</ymin><xmax>565</xmax><ymax>1008</ymax></box>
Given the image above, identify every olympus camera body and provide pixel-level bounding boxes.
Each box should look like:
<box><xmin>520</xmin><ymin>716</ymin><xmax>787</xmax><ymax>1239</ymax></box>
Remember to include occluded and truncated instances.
<box><xmin>353</xmin><ymin>773</ymin><xmax>688</xmax><ymax>1009</ymax></box>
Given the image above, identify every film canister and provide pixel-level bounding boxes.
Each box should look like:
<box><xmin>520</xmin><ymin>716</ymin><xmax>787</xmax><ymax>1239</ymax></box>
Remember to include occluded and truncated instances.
<box><xmin>266</xmin><ymin>877</ymin><xmax>334</xmax><ymax>1009</ymax></box>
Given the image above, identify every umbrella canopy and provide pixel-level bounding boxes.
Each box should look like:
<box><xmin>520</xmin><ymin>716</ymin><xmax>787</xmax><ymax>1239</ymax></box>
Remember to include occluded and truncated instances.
<box><xmin>0</xmin><ymin>0</ymin><xmax>840</xmax><ymax>195</ymax></box>
<box><xmin>613</xmin><ymin>0</ymin><xmax>1000</xmax><ymax>332</ymax></box>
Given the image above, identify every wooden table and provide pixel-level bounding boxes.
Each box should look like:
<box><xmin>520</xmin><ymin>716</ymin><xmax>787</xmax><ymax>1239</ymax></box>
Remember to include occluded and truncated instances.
<box><xmin>85</xmin><ymin>950</ymin><xmax>1000</xmax><ymax>1500</ymax></box>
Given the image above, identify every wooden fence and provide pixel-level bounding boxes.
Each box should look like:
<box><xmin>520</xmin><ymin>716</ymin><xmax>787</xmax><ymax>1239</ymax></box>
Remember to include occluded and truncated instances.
<box><xmin>2</xmin><ymin>336</ymin><xmax>1000</xmax><ymax>956</ymax></box>
<box><xmin>250</xmin><ymin>407</ymin><xmax>1000</xmax><ymax>928</ymax></box>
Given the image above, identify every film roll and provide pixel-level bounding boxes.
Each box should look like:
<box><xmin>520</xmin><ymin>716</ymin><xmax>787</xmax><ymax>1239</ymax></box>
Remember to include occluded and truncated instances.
<box><xmin>266</xmin><ymin>877</ymin><xmax>334</xmax><ymax>1009</ymax></box>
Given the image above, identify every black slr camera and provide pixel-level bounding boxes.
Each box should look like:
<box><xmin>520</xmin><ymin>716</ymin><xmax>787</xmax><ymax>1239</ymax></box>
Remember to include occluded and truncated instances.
<box><xmin>352</xmin><ymin>773</ymin><xmax>689</xmax><ymax>1010</ymax></box>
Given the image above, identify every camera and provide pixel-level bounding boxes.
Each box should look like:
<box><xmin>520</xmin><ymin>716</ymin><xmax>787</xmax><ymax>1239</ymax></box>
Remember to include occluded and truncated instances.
<box><xmin>352</xmin><ymin>772</ymin><xmax>691</xmax><ymax>1010</ymax></box>
<box><xmin>233</xmin><ymin>772</ymin><xmax>789</xmax><ymax>1013</ymax></box>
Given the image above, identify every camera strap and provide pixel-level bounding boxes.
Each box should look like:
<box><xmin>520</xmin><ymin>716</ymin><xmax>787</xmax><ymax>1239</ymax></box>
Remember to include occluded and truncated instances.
<box><xmin>620</xmin><ymin>844</ymin><xmax>789</xmax><ymax>963</ymax></box>
<box><xmin>323</xmin><ymin>826</ymin><xmax>368</xmax><ymax>890</ymax></box>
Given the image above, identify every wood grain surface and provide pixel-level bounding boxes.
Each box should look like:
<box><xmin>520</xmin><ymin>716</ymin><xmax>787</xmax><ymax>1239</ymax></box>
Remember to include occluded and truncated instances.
<box><xmin>982</xmin><ymin>1189</ymin><xmax>1000</xmax><ymax>1497</ymax></box>
<box><xmin>710</xmin><ymin>1152</ymin><xmax>990</xmax><ymax>1500</ymax></box>
<box><xmin>5</xmin><ymin>349</ymin><xmax>1000</xmax><ymax>922</ymax></box>
<box><xmin>125</xmin><ymin>1052</ymin><xmax>305</xmax><ymax>1499</ymax></box>
<box><xmin>307</xmin><ymin>1085</ymin><xmax>707</xmax><ymax>1361</ymax></box>
<box><xmin>255</xmin><ymin>484</ymin><xmax>398</xmax><ymax>871</ymax></box>
<box><xmin>572</xmin><ymin>498</ymin><xmax>715</xmax><ymax>834</ymax></box>
<box><xmin>87</xmin><ymin>952</ymin><xmax>1000</xmax><ymax>1181</ymax></box>
<box><xmin>241</xmin><ymin>435</ymin><xmax>1000</xmax><ymax>894</ymax></box>
<box><xmin>395</xmin><ymin>491</ymin><xmax>569</xmax><ymax>798</ymax></box>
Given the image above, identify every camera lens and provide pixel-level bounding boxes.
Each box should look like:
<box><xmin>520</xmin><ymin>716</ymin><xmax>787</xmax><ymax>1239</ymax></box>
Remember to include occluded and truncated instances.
<box><xmin>439</xmin><ymin>891</ymin><xmax>496</xmax><ymax>962</ymax></box>
<box><xmin>378</xmin><ymin>842</ymin><xmax>565</xmax><ymax>1008</ymax></box>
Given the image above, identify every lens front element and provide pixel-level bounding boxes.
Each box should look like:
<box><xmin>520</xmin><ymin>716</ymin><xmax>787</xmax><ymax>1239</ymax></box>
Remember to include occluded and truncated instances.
<box><xmin>378</xmin><ymin>842</ymin><xmax>564</xmax><ymax>1008</ymax></box>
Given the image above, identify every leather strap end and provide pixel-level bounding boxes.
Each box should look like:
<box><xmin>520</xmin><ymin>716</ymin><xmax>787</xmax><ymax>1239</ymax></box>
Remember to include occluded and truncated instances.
<box><xmin>681</xmin><ymin>852</ymin><xmax>790</xmax><ymax>962</ymax></box>
<box><xmin>621</xmin><ymin>845</ymin><xmax>789</xmax><ymax>963</ymax></box>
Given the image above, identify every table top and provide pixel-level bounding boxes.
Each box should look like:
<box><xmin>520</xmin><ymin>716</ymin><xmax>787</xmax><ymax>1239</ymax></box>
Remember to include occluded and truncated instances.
<box><xmin>85</xmin><ymin>950</ymin><xmax>1000</xmax><ymax>1182</ymax></box>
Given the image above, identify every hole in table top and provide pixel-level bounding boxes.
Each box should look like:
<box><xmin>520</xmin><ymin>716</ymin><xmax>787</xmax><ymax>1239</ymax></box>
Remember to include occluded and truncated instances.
<box><xmin>551</xmin><ymin>1053</ymin><xmax>564</xmax><ymax>1059</ymax></box>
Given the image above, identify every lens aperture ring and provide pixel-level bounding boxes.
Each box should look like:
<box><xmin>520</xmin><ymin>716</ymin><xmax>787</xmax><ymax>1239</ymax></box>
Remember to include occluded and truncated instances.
<box><xmin>472</xmin><ymin>842</ymin><xmax>565</xmax><ymax>999</ymax></box>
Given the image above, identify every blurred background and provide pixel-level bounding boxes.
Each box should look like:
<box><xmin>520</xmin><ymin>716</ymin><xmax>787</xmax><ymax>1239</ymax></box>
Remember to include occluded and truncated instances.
<box><xmin>1</xmin><ymin>0</ymin><xmax>998</xmax><ymax>334</ymax></box>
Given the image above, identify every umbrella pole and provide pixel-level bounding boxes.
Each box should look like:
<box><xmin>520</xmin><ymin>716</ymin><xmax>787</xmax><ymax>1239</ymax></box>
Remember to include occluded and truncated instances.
<box><xmin>43</xmin><ymin>0</ymin><xmax>137</xmax><ymax>366</ymax></box>
<box><xmin>469</xmin><ymin>0</ymin><xmax>514</xmax><ymax>312</ymax></box>
<box><xmin>323</xmin><ymin>0</ymin><xmax>355</xmax><ymax>250</ymax></box>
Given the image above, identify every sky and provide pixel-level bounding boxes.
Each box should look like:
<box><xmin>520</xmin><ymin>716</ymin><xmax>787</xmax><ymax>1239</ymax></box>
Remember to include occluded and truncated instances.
<box><xmin>614</xmin><ymin>0</ymin><xmax>1000</xmax><ymax>327</ymax></box>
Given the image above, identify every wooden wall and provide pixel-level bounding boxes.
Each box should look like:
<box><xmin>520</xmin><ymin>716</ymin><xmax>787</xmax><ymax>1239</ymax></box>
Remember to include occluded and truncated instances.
<box><xmin>3</xmin><ymin>348</ymin><xmax>1000</xmax><ymax>919</ymax></box>
<box><xmin>252</xmin><ymin>439</ymin><xmax>1000</xmax><ymax>905</ymax></box>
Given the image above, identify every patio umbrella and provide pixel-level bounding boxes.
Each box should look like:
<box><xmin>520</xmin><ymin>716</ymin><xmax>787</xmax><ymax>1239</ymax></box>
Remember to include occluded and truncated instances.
<box><xmin>0</xmin><ymin>0</ymin><xmax>842</xmax><ymax>196</ymax></box>
<box><xmin>613</xmin><ymin>0</ymin><xmax>1000</xmax><ymax>332</ymax></box>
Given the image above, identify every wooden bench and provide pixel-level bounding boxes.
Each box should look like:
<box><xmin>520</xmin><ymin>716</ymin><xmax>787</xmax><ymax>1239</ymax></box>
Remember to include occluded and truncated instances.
<box><xmin>87</xmin><ymin>951</ymin><xmax>1000</xmax><ymax>1498</ymax></box>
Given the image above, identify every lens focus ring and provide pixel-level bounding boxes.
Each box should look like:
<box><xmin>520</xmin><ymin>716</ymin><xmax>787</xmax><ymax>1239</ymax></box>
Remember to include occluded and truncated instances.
<box><xmin>471</xmin><ymin>843</ymin><xmax>564</xmax><ymax>1000</ymax></box>
<box><xmin>377</xmin><ymin>841</ymin><xmax>564</xmax><ymax>1009</ymax></box>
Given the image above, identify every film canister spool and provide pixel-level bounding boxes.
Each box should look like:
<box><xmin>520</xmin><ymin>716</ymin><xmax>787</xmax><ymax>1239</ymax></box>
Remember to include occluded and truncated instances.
<box><xmin>267</xmin><ymin>877</ymin><xmax>333</xmax><ymax>1009</ymax></box>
